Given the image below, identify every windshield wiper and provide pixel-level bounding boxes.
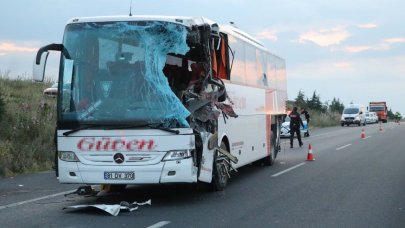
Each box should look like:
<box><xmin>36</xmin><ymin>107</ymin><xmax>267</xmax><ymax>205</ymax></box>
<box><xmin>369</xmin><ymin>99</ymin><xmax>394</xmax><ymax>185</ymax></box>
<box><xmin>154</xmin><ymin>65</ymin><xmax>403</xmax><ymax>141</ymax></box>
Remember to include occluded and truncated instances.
<box><xmin>151</xmin><ymin>125</ymin><xmax>180</xmax><ymax>134</ymax></box>
<box><xmin>108</xmin><ymin>123</ymin><xmax>180</xmax><ymax>134</ymax></box>
<box><xmin>63</xmin><ymin>122</ymin><xmax>180</xmax><ymax>136</ymax></box>
<box><xmin>62</xmin><ymin>124</ymin><xmax>110</xmax><ymax>136</ymax></box>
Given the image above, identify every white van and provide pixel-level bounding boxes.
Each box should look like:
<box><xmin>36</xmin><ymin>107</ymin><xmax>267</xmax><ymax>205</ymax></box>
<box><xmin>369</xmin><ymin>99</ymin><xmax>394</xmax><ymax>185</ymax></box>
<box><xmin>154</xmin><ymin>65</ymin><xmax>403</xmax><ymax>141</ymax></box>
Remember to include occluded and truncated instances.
<box><xmin>365</xmin><ymin>111</ymin><xmax>378</xmax><ymax>124</ymax></box>
<box><xmin>341</xmin><ymin>104</ymin><xmax>366</xmax><ymax>126</ymax></box>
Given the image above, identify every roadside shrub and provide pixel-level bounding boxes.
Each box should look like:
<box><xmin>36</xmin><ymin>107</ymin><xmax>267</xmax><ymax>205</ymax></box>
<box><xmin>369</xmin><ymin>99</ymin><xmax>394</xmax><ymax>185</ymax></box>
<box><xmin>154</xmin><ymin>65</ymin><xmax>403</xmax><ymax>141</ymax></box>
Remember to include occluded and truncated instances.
<box><xmin>0</xmin><ymin>91</ymin><xmax>5</xmax><ymax>122</ymax></box>
<box><xmin>0</xmin><ymin>77</ymin><xmax>56</xmax><ymax>177</ymax></box>
<box><xmin>309</xmin><ymin>110</ymin><xmax>341</xmax><ymax>128</ymax></box>
<box><xmin>0</xmin><ymin>141</ymin><xmax>13</xmax><ymax>176</ymax></box>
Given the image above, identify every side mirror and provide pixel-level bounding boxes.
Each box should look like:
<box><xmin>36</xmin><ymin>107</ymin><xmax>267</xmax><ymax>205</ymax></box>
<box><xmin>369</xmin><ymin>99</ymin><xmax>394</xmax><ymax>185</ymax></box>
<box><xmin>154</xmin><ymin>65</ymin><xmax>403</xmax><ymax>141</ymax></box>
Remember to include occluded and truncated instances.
<box><xmin>359</xmin><ymin>111</ymin><xmax>363</xmax><ymax>115</ymax></box>
<box><xmin>32</xmin><ymin>43</ymin><xmax>67</xmax><ymax>82</ymax></box>
<box><xmin>33</xmin><ymin>51</ymin><xmax>49</xmax><ymax>82</ymax></box>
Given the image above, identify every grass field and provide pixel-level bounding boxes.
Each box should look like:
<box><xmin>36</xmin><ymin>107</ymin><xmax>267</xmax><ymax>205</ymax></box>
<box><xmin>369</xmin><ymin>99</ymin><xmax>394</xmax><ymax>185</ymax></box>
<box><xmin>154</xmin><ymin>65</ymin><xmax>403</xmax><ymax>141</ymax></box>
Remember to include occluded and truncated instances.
<box><xmin>0</xmin><ymin>76</ymin><xmax>56</xmax><ymax>177</ymax></box>
<box><xmin>309</xmin><ymin>111</ymin><xmax>342</xmax><ymax>128</ymax></box>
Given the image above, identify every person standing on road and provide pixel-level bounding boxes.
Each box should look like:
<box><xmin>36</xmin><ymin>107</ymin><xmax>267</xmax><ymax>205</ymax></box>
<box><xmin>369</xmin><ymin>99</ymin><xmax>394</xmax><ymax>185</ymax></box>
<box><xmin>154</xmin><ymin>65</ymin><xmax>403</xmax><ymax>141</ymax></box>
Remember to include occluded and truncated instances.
<box><xmin>301</xmin><ymin>108</ymin><xmax>310</xmax><ymax>137</ymax></box>
<box><xmin>289</xmin><ymin>107</ymin><xmax>304</xmax><ymax>148</ymax></box>
<box><xmin>301</xmin><ymin>108</ymin><xmax>310</xmax><ymax>124</ymax></box>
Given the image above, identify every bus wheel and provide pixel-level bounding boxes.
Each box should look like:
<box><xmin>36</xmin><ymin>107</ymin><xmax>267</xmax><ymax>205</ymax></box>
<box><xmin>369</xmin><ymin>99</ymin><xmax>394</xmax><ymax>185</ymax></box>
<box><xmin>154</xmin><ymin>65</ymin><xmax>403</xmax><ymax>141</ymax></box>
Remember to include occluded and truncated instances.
<box><xmin>211</xmin><ymin>142</ymin><xmax>230</xmax><ymax>191</ymax></box>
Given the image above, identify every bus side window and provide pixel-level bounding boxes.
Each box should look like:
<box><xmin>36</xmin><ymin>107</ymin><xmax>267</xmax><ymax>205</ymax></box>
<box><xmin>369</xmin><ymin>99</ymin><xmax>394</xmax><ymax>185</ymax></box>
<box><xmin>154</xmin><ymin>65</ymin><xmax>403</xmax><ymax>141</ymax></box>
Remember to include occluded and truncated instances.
<box><xmin>214</xmin><ymin>35</ymin><xmax>228</xmax><ymax>80</ymax></box>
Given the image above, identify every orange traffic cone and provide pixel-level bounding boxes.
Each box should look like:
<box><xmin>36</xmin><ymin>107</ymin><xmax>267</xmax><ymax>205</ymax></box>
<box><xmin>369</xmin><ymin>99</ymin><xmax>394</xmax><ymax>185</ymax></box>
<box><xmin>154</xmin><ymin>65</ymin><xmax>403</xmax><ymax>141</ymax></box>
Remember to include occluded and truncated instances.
<box><xmin>360</xmin><ymin>128</ymin><xmax>366</xmax><ymax>139</ymax></box>
<box><xmin>306</xmin><ymin>144</ymin><xmax>315</xmax><ymax>161</ymax></box>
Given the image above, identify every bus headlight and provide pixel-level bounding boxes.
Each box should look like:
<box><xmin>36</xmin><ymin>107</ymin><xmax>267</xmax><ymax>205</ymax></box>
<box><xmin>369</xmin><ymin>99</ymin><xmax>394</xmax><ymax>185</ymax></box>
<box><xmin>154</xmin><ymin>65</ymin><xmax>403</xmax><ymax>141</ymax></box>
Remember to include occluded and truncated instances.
<box><xmin>58</xmin><ymin>151</ymin><xmax>80</xmax><ymax>162</ymax></box>
<box><xmin>162</xmin><ymin>150</ymin><xmax>191</xmax><ymax>161</ymax></box>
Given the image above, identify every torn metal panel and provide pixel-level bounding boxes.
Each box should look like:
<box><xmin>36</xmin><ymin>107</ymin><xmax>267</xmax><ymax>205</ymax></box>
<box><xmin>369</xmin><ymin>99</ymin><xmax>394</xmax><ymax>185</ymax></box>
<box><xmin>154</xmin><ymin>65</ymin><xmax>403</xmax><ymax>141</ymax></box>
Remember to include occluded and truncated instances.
<box><xmin>198</xmin><ymin>132</ymin><xmax>215</xmax><ymax>183</ymax></box>
<box><xmin>216</xmin><ymin>102</ymin><xmax>238</xmax><ymax>118</ymax></box>
<box><xmin>192</xmin><ymin>105</ymin><xmax>221</xmax><ymax>123</ymax></box>
<box><xmin>178</xmin><ymin>24</ymin><xmax>237</xmax><ymax>133</ymax></box>
<box><xmin>217</xmin><ymin>147</ymin><xmax>238</xmax><ymax>164</ymax></box>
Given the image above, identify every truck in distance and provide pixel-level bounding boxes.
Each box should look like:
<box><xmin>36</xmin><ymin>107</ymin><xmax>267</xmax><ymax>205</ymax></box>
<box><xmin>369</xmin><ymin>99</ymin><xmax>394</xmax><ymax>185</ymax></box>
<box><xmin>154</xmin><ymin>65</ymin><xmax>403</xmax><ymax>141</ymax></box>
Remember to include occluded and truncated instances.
<box><xmin>369</xmin><ymin>101</ymin><xmax>388</xmax><ymax>123</ymax></box>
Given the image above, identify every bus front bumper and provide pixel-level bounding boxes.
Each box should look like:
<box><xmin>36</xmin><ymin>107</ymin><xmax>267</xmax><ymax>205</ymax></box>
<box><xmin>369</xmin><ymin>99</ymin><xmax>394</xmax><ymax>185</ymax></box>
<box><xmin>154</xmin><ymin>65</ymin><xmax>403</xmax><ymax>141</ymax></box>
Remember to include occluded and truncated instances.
<box><xmin>58</xmin><ymin>158</ymin><xmax>198</xmax><ymax>184</ymax></box>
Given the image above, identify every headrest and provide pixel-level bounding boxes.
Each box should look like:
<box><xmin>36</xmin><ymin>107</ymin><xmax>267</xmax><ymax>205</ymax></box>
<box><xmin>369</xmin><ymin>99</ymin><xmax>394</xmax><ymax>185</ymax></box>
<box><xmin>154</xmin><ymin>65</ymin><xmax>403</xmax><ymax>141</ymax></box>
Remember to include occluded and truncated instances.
<box><xmin>115</xmin><ymin>52</ymin><xmax>133</xmax><ymax>62</ymax></box>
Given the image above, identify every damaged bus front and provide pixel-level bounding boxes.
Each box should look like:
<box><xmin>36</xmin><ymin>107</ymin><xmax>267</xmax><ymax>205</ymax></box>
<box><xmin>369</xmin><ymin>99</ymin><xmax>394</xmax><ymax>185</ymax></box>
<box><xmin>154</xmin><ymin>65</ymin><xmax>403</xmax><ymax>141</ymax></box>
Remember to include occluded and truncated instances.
<box><xmin>34</xmin><ymin>15</ymin><xmax>287</xmax><ymax>191</ymax></box>
<box><xmin>34</xmin><ymin>16</ymin><xmax>236</xmax><ymax>190</ymax></box>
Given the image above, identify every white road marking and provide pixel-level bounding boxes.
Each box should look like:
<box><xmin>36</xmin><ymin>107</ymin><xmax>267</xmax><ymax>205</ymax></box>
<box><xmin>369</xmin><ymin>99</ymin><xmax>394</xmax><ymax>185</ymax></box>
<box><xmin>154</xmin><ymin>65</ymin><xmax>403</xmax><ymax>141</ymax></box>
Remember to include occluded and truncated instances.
<box><xmin>309</xmin><ymin>131</ymin><xmax>336</xmax><ymax>138</ymax></box>
<box><xmin>146</xmin><ymin>221</ymin><xmax>171</xmax><ymax>228</ymax></box>
<box><xmin>364</xmin><ymin>136</ymin><xmax>371</xmax><ymax>139</ymax></box>
<box><xmin>271</xmin><ymin>162</ymin><xmax>306</xmax><ymax>177</ymax></box>
<box><xmin>0</xmin><ymin>189</ymin><xmax>76</xmax><ymax>210</ymax></box>
<box><xmin>336</xmin><ymin>144</ymin><xmax>352</xmax><ymax>151</ymax></box>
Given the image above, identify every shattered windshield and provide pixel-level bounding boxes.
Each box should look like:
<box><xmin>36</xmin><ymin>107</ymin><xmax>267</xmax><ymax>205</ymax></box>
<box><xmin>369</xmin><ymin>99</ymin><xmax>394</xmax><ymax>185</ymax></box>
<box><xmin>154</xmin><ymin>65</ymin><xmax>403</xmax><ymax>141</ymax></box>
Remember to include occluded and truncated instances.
<box><xmin>59</xmin><ymin>21</ymin><xmax>191</xmax><ymax>127</ymax></box>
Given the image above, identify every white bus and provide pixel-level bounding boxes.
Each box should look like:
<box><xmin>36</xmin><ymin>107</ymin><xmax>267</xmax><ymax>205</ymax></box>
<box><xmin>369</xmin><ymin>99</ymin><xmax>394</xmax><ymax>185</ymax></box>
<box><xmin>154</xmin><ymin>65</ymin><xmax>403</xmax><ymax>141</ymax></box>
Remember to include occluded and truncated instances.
<box><xmin>33</xmin><ymin>15</ymin><xmax>287</xmax><ymax>191</ymax></box>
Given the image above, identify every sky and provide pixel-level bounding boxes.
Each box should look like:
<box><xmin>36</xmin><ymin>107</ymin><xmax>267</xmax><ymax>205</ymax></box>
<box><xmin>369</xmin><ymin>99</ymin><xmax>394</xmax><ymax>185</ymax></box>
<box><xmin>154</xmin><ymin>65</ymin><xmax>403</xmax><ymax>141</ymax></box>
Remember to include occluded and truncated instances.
<box><xmin>0</xmin><ymin>0</ymin><xmax>404</xmax><ymax>115</ymax></box>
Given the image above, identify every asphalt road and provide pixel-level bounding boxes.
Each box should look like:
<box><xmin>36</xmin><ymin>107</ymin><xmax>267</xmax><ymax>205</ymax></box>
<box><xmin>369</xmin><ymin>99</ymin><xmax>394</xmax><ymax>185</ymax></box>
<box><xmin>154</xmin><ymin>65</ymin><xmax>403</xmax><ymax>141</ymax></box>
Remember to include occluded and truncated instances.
<box><xmin>1</xmin><ymin>122</ymin><xmax>404</xmax><ymax>228</ymax></box>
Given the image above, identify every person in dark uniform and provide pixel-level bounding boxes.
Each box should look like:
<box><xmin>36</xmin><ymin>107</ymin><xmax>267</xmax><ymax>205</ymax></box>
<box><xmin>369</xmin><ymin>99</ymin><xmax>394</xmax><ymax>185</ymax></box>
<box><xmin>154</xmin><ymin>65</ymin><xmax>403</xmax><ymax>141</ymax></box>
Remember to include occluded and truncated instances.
<box><xmin>289</xmin><ymin>107</ymin><xmax>304</xmax><ymax>148</ymax></box>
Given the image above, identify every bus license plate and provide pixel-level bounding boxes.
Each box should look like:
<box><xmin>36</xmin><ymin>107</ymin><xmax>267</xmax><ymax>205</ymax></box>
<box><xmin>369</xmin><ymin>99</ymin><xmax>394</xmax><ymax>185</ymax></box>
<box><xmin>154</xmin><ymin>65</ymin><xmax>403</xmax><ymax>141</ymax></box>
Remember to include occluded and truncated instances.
<box><xmin>104</xmin><ymin>172</ymin><xmax>135</xmax><ymax>180</ymax></box>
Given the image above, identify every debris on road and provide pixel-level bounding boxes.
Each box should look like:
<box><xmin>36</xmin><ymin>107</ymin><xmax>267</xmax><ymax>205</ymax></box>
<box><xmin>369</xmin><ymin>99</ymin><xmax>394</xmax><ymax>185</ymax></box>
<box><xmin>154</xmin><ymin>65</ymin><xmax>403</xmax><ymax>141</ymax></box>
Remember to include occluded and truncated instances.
<box><xmin>63</xmin><ymin>199</ymin><xmax>151</xmax><ymax>216</ymax></box>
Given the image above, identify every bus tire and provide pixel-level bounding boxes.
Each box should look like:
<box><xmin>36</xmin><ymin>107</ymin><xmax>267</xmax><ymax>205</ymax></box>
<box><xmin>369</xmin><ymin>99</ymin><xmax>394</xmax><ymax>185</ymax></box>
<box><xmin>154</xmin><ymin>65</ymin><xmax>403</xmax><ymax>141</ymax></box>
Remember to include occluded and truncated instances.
<box><xmin>211</xmin><ymin>142</ymin><xmax>230</xmax><ymax>191</ymax></box>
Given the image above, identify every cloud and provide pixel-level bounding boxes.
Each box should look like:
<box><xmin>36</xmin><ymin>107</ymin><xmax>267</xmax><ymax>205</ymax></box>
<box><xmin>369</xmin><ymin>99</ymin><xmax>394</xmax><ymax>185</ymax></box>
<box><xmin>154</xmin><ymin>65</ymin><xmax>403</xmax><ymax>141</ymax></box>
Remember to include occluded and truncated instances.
<box><xmin>344</xmin><ymin>46</ymin><xmax>371</xmax><ymax>53</ymax></box>
<box><xmin>342</xmin><ymin>43</ymin><xmax>390</xmax><ymax>53</ymax></box>
<box><xmin>356</xmin><ymin>23</ymin><xmax>378</xmax><ymax>29</ymax></box>
<box><xmin>298</xmin><ymin>27</ymin><xmax>350</xmax><ymax>47</ymax></box>
<box><xmin>334</xmin><ymin>62</ymin><xmax>352</xmax><ymax>68</ymax></box>
<box><xmin>0</xmin><ymin>52</ymin><xmax>6</xmax><ymax>56</ymax></box>
<box><xmin>337</xmin><ymin>37</ymin><xmax>404</xmax><ymax>54</ymax></box>
<box><xmin>0</xmin><ymin>42</ymin><xmax>37</xmax><ymax>53</ymax></box>
<box><xmin>256</xmin><ymin>29</ymin><xmax>278</xmax><ymax>42</ymax></box>
<box><xmin>383</xmin><ymin>37</ymin><xmax>405</xmax><ymax>43</ymax></box>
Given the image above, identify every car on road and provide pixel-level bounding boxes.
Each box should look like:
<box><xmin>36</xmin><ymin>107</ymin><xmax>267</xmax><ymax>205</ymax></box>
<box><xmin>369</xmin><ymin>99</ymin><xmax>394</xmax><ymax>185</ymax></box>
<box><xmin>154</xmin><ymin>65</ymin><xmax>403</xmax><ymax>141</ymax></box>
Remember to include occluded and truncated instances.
<box><xmin>341</xmin><ymin>104</ymin><xmax>367</xmax><ymax>126</ymax></box>
<box><xmin>365</xmin><ymin>111</ymin><xmax>378</xmax><ymax>124</ymax></box>
<box><xmin>280</xmin><ymin>114</ymin><xmax>309</xmax><ymax>138</ymax></box>
<box><xmin>43</xmin><ymin>82</ymin><xmax>58</xmax><ymax>97</ymax></box>
<box><xmin>371</xmin><ymin>112</ymin><xmax>378</xmax><ymax>123</ymax></box>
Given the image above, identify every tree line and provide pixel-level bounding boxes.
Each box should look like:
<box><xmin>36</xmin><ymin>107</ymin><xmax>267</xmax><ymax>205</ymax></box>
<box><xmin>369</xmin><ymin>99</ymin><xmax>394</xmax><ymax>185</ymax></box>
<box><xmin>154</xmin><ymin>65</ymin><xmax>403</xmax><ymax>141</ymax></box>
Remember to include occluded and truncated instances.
<box><xmin>290</xmin><ymin>89</ymin><xmax>402</xmax><ymax>120</ymax></box>
<box><xmin>291</xmin><ymin>89</ymin><xmax>344</xmax><ymax>114</ymax></box>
